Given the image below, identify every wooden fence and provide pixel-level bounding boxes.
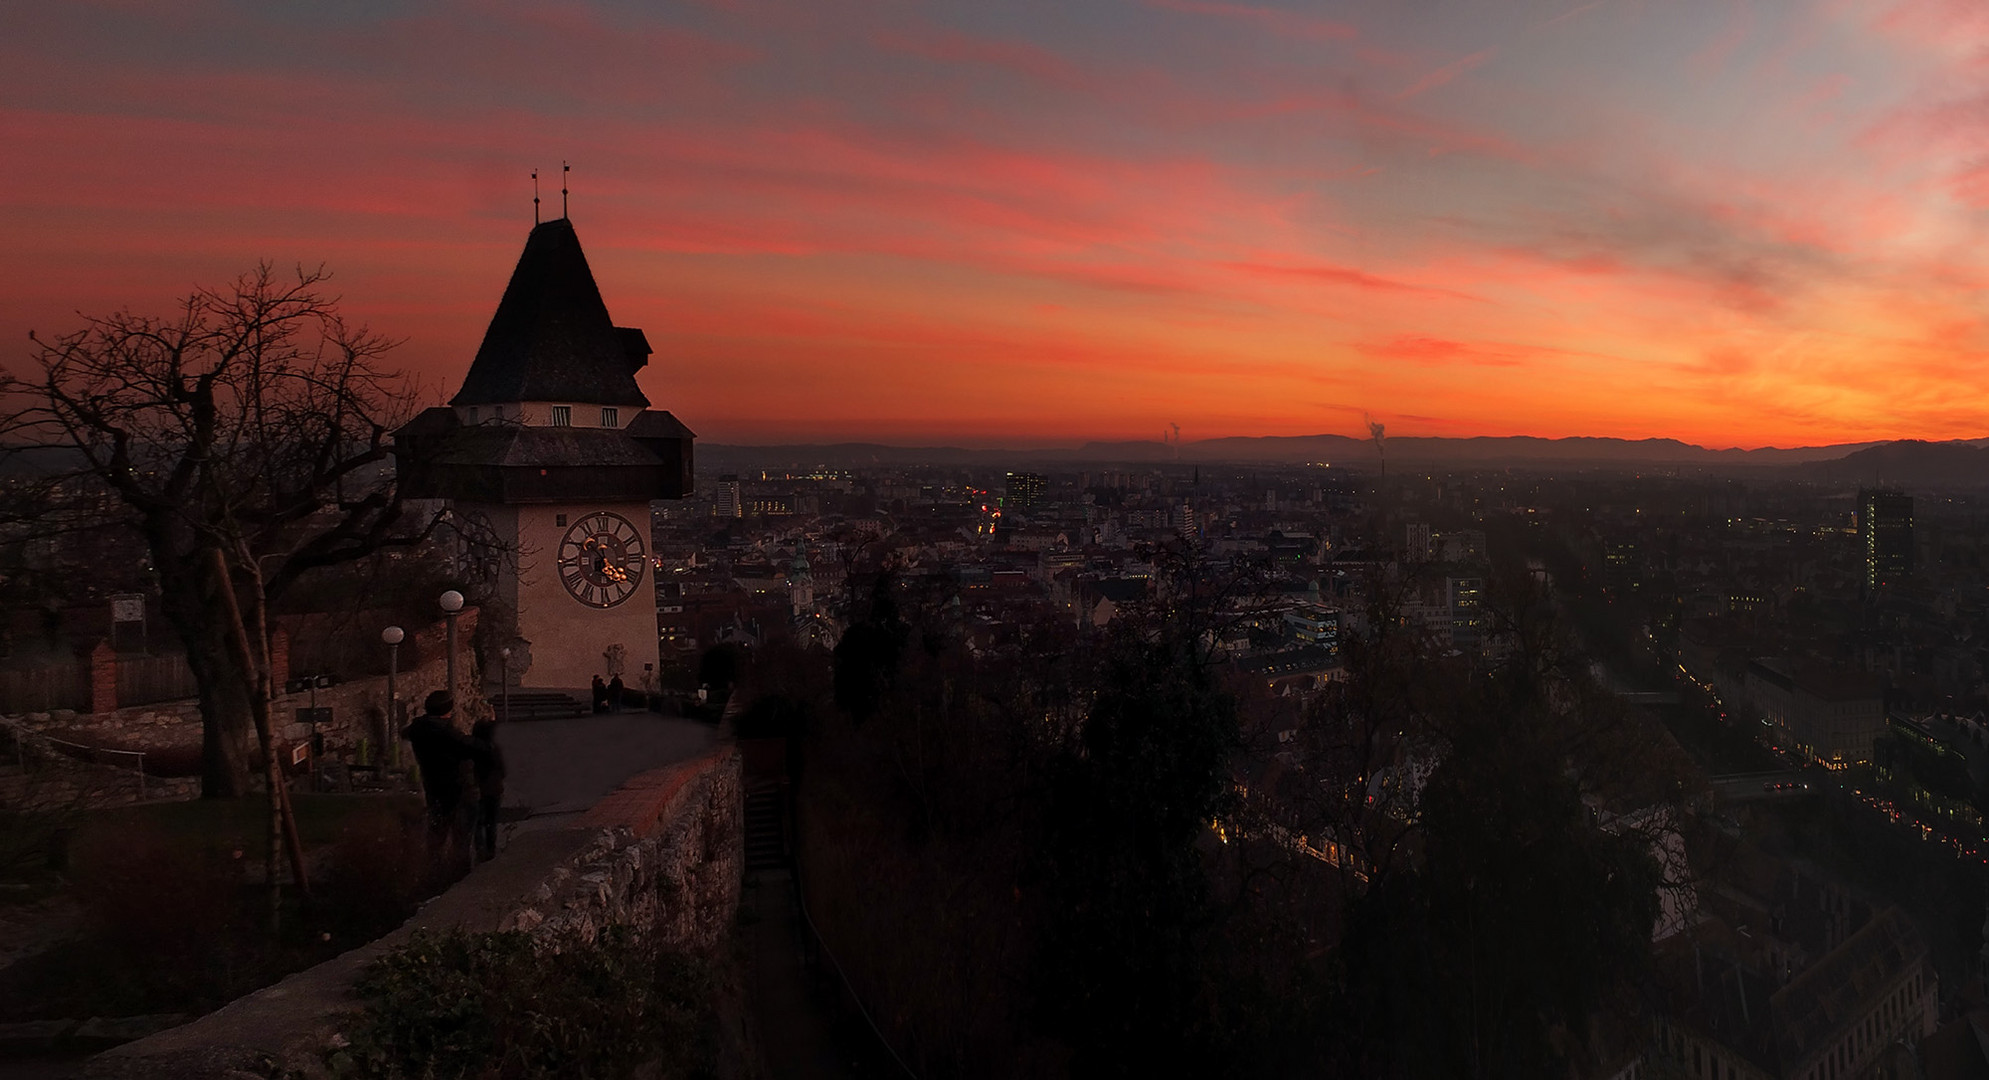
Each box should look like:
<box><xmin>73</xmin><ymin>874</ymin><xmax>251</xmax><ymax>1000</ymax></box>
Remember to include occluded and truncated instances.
<box><xmin>116</xmin><ymin>652</ymin><xmax>201</xmax><ymax>708</ymax></box>
<box><xmin>0</xmin><ymin>662</ymin><xmax>87</xmax><ymax>714</ymax></box>
<box><xmin>0</xmin><ymin>651</ymin><xmax>201</xmax><ymax>716</ymax></box>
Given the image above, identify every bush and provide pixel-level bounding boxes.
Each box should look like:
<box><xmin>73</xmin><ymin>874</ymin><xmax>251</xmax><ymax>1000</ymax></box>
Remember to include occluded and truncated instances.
<box><xmin>332</xmin><ymin>928</ymin><xmax>719</xmax><ymax>1079</ymax></box>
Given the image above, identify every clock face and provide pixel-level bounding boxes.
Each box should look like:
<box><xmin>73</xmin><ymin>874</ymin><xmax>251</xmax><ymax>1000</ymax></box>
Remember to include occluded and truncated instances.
<box><xmin>556</xmin><ymin>511</ymin><xmax>647</xmax><ymax>608</ymax></box>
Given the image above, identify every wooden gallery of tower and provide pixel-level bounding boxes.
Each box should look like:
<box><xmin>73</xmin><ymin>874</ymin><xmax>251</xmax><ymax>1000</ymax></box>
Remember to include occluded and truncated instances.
<box><xmin>395</xmin><ymin>218</ymin><xmax>694</xmax><ymax>693</ymax></box>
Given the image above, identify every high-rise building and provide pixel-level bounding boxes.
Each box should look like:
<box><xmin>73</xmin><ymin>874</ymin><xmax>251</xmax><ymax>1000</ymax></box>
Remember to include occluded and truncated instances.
<box><xmin>716</xmin><ymin>474</ymin><xmax>742</xmax><ymax>519</ymax></box>
<box><xmin>1859</xmin><ymin>489</ymin><xmax>1912</xmax><ymax>591</ymax></box>
<box><xmin>1406</xmin><ymin>523</ymin><xmax>1432</xmax><ymax>562</ymax></box>
<box><xmin>1004</xmin><ymin>471</ymin><xmax>1047</xmax><ymax>510</ymax></box>
<box><xmin>1173</xmin><ymin>500</ymin><xmax>1197</xmax><ymax>535</ymax></box>
<box><xmin>1447</xmin><ymin>576</ymin><xmax>1483</xmax><ymax>650</ymax></box>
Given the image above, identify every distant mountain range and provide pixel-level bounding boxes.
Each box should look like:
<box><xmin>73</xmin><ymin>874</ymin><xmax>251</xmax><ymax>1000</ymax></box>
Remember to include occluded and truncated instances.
<box><xmin>1797</xmin><ymin>439</ymin><xmax>1989</xmax><ymax>486</ymax></box>
<box><xmin>699</xmin><ymin>435</ymin><xmax>1989</xmax><ymax>481</ymax></box>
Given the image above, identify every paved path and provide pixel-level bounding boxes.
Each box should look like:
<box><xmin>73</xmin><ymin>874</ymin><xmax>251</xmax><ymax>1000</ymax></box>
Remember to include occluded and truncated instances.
<box><xmin>496</xmin><ymin>713</ymin><xmax>716</xmax><ymax>820</ymax></box>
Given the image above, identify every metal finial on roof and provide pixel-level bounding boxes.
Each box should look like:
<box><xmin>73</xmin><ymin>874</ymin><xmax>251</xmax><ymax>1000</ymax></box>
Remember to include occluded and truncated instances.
<box><xmin>532</xmin><ymin>169</ymin><xmax>540</xmax><ymax>225</ymax></box>
<box><xmin>562</xmin><ymin>161</ymin><xmax>570</xmax><ymax>219</ymax></box>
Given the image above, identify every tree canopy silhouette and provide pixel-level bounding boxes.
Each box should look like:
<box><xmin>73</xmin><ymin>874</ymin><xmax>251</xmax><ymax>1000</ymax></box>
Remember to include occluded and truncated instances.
<box><xmin>2</xmin><ymin>265</ymin><xmax>437</xmax><ymax>796</ymax></box>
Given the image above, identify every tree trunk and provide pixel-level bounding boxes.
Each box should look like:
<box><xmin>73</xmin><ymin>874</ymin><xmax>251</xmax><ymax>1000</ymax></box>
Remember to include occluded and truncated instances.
<box><xmin>186</xmin><ymin>633</ymin><xmax>259</xmax><ymax>799</ymax></box>
<box><xmin>158</xmin><ymin>555</ymin><xmax>259</xmax><ymax>798</ymax></box>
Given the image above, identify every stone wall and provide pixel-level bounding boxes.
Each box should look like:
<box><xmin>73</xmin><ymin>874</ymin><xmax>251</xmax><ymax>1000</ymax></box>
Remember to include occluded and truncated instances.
<box><xmin>82</xmin><ymin>743</ymin><xmax>742</xmax><ymax>1080</ymax></box>
<box><xmin>499</xmin><ymin>745</ymin><xmax>742</xmax><ymax>952</ymax></box>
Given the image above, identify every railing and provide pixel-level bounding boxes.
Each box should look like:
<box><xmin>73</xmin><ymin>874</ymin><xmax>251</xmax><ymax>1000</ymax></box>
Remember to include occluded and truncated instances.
<box><xmin>1</xmin><ymin>722</ymin><xmax>149</xmax><ymax>801</ymax></box>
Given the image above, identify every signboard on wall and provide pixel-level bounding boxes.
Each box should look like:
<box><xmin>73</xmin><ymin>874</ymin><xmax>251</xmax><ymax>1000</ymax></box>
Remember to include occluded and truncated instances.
<box><xmin>109</xmin><ymin>593</ymin><xmax>146</xmax><ymax>652</ymax></box>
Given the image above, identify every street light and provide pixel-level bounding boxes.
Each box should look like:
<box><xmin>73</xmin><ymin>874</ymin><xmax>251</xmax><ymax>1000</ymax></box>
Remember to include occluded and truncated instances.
<box><xmin>439</xmin><ymin>590</ymin><xmax>465</xmax><ymax>703</ymax></box>
<box><xmin>499</xmin><ymin>646</ymin><xmax>511</xmax><ymax>725</ymax></box>
<box><xmin>381</xmin><ymin>625</ymin><xmax>404</xmax><ymax>767</ymax></box>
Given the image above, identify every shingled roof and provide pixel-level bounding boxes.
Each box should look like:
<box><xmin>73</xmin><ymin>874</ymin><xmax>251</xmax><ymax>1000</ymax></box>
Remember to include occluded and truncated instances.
<box><xmin>450</xmin><ymin>218</ymin><xmax>652</xmax><ymax>409</ymax></box>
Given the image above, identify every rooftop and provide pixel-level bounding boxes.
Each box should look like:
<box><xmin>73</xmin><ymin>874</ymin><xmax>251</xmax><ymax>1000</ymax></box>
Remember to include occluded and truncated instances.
<box><xmin>451</xmin><ymin>218</ymin><xmax>653</xmax><ymax>409</ymax></box>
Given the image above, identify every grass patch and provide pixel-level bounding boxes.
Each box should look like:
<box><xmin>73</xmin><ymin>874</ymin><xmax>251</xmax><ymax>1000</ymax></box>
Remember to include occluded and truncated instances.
<box><xmin>0</xmin><ymin>794</ymin><xmax>434</xmax><ymax>1023</ymax></box>
<box><xmin>72</xmin><ymin>793</ymin><xmax>421</xmax><ymax>858</ymax></box>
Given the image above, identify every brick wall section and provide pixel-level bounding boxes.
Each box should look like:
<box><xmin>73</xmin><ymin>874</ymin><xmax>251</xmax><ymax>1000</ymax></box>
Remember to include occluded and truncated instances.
<box><xmin>84</xmin><ymin>743</ymin><xmax>742</xmax><ymax>1080</ymax></box>
<box><xmin>269</xmin><ymin>626</ymin><xmax>290</xmax><ymax>698</ymax></box>
<box><xmin>88</xmin><ymin>642</ymin><xmax>117</xmax><ymax>716</ymax></box>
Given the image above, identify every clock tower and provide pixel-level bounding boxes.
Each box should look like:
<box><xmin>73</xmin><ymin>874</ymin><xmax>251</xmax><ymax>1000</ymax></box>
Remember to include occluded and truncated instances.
<box><xmin>394</xmin><ymin>217</ymin><xmax>693</xmax><ymax>692</ymax></box>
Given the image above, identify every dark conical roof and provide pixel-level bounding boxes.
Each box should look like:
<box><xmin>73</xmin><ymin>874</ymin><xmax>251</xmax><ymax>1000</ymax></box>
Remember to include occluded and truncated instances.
<box><xmin>450</xmin><ymin>219</ymin><xmax>651</xmax><ymax>408</ymax></box>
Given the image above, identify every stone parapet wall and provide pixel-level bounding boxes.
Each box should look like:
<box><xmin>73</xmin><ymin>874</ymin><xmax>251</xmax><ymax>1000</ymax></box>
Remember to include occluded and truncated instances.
<box><xmin>82</xmin><ymin>743</ymin><xmax>742</xmax><ymax>1080</ymax></box>
<box><xmin>500</xmin><ymin>747</ymin><xmax>742</xmax><ymax>952</ymax></box>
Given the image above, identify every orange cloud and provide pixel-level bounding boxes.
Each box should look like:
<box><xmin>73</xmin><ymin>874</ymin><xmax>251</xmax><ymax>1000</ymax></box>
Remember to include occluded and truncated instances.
<box><xmin>4</xmin><ymin>0</ymin><xmax>1989</xmax><ymax>450</ymax></box>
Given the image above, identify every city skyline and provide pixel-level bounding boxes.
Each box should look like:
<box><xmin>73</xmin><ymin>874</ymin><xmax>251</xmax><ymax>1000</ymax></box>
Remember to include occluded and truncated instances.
<box><xmin>5</xmin><ymin>0</ymin><xmax>1988</xmax><ymax>448</ymax></box>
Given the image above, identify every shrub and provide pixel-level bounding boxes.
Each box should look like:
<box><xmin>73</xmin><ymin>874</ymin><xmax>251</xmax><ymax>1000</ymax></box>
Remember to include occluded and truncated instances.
<box><xmin>332</xmin><ymin>928</ymin><xmax>719</xmax><ymax>1079</ymax></box>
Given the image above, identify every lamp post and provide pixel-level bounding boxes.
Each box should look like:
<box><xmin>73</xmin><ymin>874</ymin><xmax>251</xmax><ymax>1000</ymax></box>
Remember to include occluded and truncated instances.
<box><xmin>439</xmin><ymin>590</ymin><xmax>465</xmax><ymax>703</ymax></box>
<box><xmin>381</xmin><ymin>625</ymin><xmax>404</xmax><ymax>767</ymax></box>
<box><xmin>499</xmin><ymin>647</ymin><xmax>511</xmax><ymax>725</ymax></box>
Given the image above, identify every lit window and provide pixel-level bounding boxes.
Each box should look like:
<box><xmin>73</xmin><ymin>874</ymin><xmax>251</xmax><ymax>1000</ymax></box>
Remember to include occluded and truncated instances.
<box><xmin>601</xmin><ymin>407</ymin><xmax>619</xmax><ymax>427</ymax></box>
<box><xmin>550</xmin><ymin>405</ymin><xmax>571</xmax><ymax>427</ymax></box>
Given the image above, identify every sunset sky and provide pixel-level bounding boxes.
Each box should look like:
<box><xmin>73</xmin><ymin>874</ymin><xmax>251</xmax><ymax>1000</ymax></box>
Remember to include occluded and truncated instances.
<box><xmin>3</xmin><ymin>0</ymin><xmax>1987</xmax><ymax>448</ymax></box>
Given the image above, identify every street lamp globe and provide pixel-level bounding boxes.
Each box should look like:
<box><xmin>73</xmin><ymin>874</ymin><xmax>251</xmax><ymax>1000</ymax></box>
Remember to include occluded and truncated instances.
<box><xmin>381</xmin><ymin>625</ymin><xmax>405</xmax><ymax>646</ymax></box>
<box><xmin>438</xmin><ymin>590</ymin><xmax>465</xmax><ymax>614</ymax></box>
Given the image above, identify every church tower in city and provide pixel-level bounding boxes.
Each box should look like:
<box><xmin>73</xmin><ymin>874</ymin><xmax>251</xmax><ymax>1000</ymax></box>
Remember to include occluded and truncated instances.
<box><xmin>395</xmin><ymin>217</ymin><xmax>694</xmax><ymax>692</ymax></box>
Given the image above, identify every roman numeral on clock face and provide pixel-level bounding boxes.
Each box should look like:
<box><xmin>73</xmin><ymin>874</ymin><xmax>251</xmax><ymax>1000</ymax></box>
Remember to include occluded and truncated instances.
<box><xmin>558</xmin><ymin>510</ymin><xmax>645</xmax><ymax>607</ymax></box>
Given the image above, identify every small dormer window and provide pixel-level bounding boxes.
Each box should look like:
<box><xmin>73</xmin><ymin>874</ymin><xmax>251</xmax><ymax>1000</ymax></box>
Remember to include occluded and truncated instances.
<box><xmin>550</xmin><ymin>405</ymin><xmax>571</xmax><ymax>427</ymax></box>
<box><xmin>466</xmin><ymin>407</ymin><xmax>478</xmax><ymax>425</ymax></box>
<box><xmin>600</xmin><ymin>407</ymin><xmax>619</xmax><ymax>428</ymax></box>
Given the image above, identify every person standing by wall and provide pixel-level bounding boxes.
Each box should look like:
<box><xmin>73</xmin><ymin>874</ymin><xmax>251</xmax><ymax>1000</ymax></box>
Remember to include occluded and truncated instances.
<box><xmin>469</xmin><ymin>718</ymin><xmax>506</xmax><ymax>861</ymax></box>
<box><xmin>402</xmin><ymin>690</ymin><xmax>490</xmax><ymax>880</ymax></box>
<box><xmin>608</xmin><ymin>673</ymin><xmax>625</xmax><ymax>713</ymax></box>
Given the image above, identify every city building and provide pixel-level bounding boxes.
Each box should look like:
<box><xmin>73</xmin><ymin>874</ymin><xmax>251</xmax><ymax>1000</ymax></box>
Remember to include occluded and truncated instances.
<box><xmin>1447</xmin><ymin>576</ymin><xmax>1483</xmax><ymax>651</ymax></box>
<box><xmin>394</xmin><ymin>216</ymin><xmax>694</xmax><ymax>691</ymax></box>
<box><xmin>1651</xmin><ymin>906</ymin><xmax>1936</xmax><ymax>1080</ymax></box>
<box><xmin>1005</xmin><ymin>471</ymin><xmax>1047</xmax><ymax>510</ymax></box>
<box><xmin>1406</xmin><ymin>522</ymin><xmax>1432</xmax><ymax>562</ymax></box>
<box><xmin>1283</xmin><ymin>602</ymin><xmax>1340</xmax><ymax>653</ymax></box>
<box><xmin>1440</xmin><ymin>529</ymin><xmax>1487</xmax><ymax>563</ymax></box>
<box><xmin>1744</xmin><ymin>659</ymin><xmax>1885</xmax><ymax>766</ymax></box>
<box><xmin>1860</xmin><ymin>488</ymin><xmax>1913</xmax><ymax>592</ymax></box>
<box><xmin>716</xmin><ymin>474</ymin><xmax>743</xmax><ymax>519</ymax></box>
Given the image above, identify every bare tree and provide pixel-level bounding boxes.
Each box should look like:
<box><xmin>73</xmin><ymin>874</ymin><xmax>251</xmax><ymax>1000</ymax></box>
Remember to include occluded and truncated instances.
<box><xmin>3</xmin><ymin>265</ymin><xmax>441</xmax><ymax>798</ymax></box>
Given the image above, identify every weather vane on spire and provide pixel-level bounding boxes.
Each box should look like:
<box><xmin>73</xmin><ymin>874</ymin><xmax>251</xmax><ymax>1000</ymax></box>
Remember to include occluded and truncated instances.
<box><xmin>562</xmin><ymin>161</ymin><xmax>570</xmax><ymax>219</ymax></box>
<box><xmin>532</xmin><ymin>168</ymin><xmax>540</xmax><ymax>225</ymax></box>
